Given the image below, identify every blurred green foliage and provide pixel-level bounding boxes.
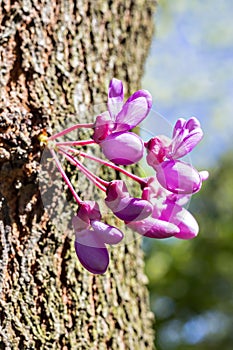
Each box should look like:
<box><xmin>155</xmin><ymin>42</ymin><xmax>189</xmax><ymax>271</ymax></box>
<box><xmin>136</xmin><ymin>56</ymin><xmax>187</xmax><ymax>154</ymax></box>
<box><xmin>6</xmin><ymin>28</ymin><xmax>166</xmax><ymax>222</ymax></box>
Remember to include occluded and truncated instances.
<box><xmin>144</xmin><ymin>152</ymin><xmax>233</xmax><ymax>350</ymax></box>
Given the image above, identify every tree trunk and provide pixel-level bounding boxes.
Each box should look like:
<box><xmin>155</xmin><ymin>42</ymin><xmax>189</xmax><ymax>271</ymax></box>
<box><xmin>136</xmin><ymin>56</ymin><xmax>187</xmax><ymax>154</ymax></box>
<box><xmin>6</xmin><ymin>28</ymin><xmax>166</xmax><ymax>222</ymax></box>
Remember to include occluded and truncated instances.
<box><xmin>0</xmin><ymin>1</ymin><xmax>156</xmax><ymax>349</ymax></box>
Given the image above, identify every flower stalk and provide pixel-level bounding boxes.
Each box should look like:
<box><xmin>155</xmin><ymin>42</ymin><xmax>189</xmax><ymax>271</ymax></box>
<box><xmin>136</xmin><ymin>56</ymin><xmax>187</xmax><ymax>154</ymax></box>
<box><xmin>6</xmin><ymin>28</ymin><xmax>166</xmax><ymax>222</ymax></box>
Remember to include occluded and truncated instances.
<box><xmin>49</xmin><ymin>148</ymin><xmax>82</xmax><ymax>205</ymax></box>
<box><xmin>48</xmin><ymin>123</ymin><xmax>95</xmax><ymax>141</ymax></box>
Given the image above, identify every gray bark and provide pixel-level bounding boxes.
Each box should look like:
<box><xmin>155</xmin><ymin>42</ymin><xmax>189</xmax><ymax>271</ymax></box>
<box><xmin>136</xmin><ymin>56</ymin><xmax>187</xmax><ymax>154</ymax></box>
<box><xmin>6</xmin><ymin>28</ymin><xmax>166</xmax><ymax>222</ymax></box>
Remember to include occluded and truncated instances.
<box><xmin>0</xmin><ymin>1</ymin><xmax>156</xmax><ymax>348</ymax></box>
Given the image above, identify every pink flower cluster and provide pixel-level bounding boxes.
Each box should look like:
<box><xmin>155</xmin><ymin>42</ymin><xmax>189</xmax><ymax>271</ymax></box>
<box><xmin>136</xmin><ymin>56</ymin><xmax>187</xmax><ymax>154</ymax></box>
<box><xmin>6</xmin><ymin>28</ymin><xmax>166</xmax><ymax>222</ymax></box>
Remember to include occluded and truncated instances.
<box><xmin>45</xmin><ymin>78</ymin><xmax>208</xmax><ymax>274</ymax></box>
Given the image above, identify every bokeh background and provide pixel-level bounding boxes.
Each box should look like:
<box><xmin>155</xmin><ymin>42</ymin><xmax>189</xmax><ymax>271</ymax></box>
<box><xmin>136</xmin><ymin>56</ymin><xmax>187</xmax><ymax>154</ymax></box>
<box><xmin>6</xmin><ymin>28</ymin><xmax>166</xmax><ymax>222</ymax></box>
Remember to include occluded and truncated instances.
<box><xmin>141</xmin><ymin>1</ymin><xmax>233</xmax><ymax>349</ymax></box>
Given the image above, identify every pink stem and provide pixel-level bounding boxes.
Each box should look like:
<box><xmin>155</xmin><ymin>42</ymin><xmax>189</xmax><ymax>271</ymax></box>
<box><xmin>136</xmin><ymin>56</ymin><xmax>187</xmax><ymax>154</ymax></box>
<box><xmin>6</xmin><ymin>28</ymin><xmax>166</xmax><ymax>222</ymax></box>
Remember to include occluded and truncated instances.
<box><xmin>55</xmin><ymin>139</ymin><xmax>95</xmax><ymax>147</ymax></box>
<box><xmin>59</xmin><ymin>148</ymin><xmax>107</xmax><ymax>192</ymax></box>
<box><xmin>68</xmin><ymin>148</ymin><xmax>147</xmax><ymax>187</ymax></box>
<box><xmin>49</xmin><ymin>148</ymin><xmax>82</xmax><ymax>205</ymax></box>
<box><xmin>48</xmin><ymin>123</ymin><xmax>95</xmax><ymax>141</ymax></box>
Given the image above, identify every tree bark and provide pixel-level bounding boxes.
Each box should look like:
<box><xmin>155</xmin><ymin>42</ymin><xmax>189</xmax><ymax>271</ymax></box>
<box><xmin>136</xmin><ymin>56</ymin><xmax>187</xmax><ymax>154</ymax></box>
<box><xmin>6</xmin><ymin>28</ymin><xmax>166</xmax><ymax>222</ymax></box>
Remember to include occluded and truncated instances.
<box><xmin>0</xmin><ymin>1</ymin><xmax>156</xmax><ymax>349</ymax></box>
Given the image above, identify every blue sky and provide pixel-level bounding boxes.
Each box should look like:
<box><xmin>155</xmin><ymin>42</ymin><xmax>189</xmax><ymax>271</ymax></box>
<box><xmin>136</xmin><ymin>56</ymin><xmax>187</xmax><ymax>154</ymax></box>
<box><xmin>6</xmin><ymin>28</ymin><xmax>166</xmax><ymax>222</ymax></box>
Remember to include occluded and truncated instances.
<box><xmin>142</xmin><ymin>0</ymin><xmax>233</xmax><ymax>169</ymax></box>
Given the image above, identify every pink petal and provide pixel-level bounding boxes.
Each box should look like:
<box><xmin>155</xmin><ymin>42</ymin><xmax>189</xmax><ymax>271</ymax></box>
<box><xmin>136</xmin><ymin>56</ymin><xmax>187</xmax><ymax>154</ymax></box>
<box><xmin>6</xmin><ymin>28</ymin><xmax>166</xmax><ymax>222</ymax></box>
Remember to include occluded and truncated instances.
<box><xmin>108</xmin><ymin>78</ymin><xmax>124</xmax><ymax>118</ymax></box>
<box><xmin>105</xmin><ymin>180</ymin><xmax>153</xmax><ymax>222</ymax></box>
<box><xmin>173</xmin><ymin>208</ymin><xmax>199</xmax><ymax>239</ymax></box>
<box><xmin>172</xmin><ymin>118</ymin><xmax>185</xmax><ymax>137</ymax></box>
<box><xmin>199</xmin><ymin>170</ymin><xmax>209</xmax><ymax>181</ymax></box>
<box><xmin>91</xmin><ymin>220</ymin><xmax>124</xmax><ymax>245</ymax></box>
<box><xmin>111</xmin><ymin>197</ymin><xmax>153</xmax><ymax>222</ymax></box>
<box><xmin>72</xmin><ymin>201</ymin><xmax>101</xmax><ymax>232</ymax></box>
<box><xmin>169</xmin><ymin>117</ymin><xmax>203</xmax><ymax>159</ymax></box>
<box><xmin>156</xmin><ymin>160</ymin><xmax>202</xmax><ymax>194</ymax></box>
<box><xmin>72</xmin><ymin>213</ymin><xmax>90</xmax><ymax>231</ymax></box>
<box><xmin>100</xmin><ymin>131</ymin><xmax>144</xmax><ymax>165</ymax></box>
<box><xmin>127</xmin><ymin>217</ymin><xmax>179</xmax><ymax>239</ymax></box>
<box><xmin>127</xmin><ymin>89</ymin><xmax>153</xmax><ymax>110</ymax></box>
<box><xmin>170</xmin><ymin>130</ymin><xmax>203</xmax><ymax>159</ymax></box>
<box><xmin>75</xmin><ymin>229</ymin><xmax>104</xmax><ymax>247</ymax></box>
<box><xmin>186</xmin><ymin>117</ymin><xmax>201</xmax><ymax>131</ymax></box>
<box><xmin>93</xmin><ymin>113</ymin><xmax>114</xmax><ymax>143</ymax></box>
<box><xmin>75</xmin><ymin>243</ymin><xmax>109</xmax><ymax>274</ymax></box>
<box><xmin>115</xmin><ymin>90</ymin><xmax>152</xmax><ymax>131</ymax></box>
<box><xmin>158</xmin><ymin>200</ymin><xmax>199</xmax><ymax>240</ymax></box>
<box><xmin>174</xmin><ymin>221</ymin><xmax>198</xmax><ymax>239</ymax></box>
<box><xmin>104</xmin><ymin>180</ymin><xmax>129</xmax><ymax>207</ymax></box>
<box><xmin>145</xmin><ymin>136</ymin><xmax>171</xmax><ymax>167</ymax></box>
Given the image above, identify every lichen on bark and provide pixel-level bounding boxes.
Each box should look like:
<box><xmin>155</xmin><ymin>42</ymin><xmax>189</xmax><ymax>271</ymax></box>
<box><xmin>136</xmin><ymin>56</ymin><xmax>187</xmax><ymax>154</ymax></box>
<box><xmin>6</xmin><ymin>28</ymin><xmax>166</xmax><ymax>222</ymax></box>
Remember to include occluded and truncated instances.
<box><xmin>0</xmin><ymin>1</ymin><xmax>157</xmax><ymax>348</ymax></box>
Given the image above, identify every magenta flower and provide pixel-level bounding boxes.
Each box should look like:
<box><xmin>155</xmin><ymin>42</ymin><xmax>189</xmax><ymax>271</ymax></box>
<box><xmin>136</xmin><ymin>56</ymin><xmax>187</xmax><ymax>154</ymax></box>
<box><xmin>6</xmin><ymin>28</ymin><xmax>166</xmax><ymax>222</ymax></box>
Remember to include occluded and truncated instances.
<box><xmin>93</xmin><ymin>78</ymin><xmax>152</xmax><ymax>164</ymax></box>
<box><xmin>105</xmin><ymin>180</ymin><xmax>153</xmax><ymax>222</ymax></box>
<box><xmin>46</xmin><ymin>78</ymin><xmax>208</xmax><ymax>274</ymax></box>
<box><xmin>106</xmin><ymin>78</ymin><xmax>152</xmax><ymax>132</ymax></box>
<box><xmin>73</xmin><ymin>201</ymin><xmax>124</xmax><ymax>274</ymax></box>
<box><xmin>145</xmin><ymin>117</ymin><xmax>204</xmax><ymax>194</ymax></box>
<box><xmin>127</xmin><ymin>176</ymin><xmax>199</xmax><ymax>240</ymax></box>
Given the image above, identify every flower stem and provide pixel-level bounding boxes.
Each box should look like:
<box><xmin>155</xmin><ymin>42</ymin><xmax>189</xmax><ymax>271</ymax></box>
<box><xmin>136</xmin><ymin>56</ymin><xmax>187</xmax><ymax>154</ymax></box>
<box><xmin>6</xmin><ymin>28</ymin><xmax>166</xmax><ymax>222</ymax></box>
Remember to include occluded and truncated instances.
<box><xmin>49</xmin><ymin>148</ymin><xmax>82</xmax><ymax>205</ymax></box>
<box><xmin>59</xmin><ymin>148</ymin><xmax>107</xmax><ymax>192</ymax></box>
<box><xmin>68</xmin><ymin>149</ymin><xmax>147</xmax><ymax>187</ymax></box>
<box><xmin>48</xmin><ymin>123</ymin><xmax>95</xmax><ymax>141</ymax></box>
<box><xmin>55</xmin><ymin>139</ymin><xmax>95</xmax><ymax>147</ymax></box>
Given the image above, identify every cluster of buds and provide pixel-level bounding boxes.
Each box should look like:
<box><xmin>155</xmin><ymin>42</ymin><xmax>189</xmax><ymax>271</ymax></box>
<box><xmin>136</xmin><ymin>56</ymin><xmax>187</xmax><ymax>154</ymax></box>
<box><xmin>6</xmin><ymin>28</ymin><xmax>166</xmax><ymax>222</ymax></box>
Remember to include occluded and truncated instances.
<box><xmin>41</xmin><ymin>78</ymin><xmax>208</xmax><ymax>274</ymax></box>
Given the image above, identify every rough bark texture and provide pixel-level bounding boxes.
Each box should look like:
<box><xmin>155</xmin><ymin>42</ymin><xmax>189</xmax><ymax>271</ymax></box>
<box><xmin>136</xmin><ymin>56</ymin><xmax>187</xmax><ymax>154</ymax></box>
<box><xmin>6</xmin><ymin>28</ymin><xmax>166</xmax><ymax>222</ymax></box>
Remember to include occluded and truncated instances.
<box><xmin>0</xmin><ymin>1</ymin><xmax>156</xmax><ymax>349</ymax></box>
